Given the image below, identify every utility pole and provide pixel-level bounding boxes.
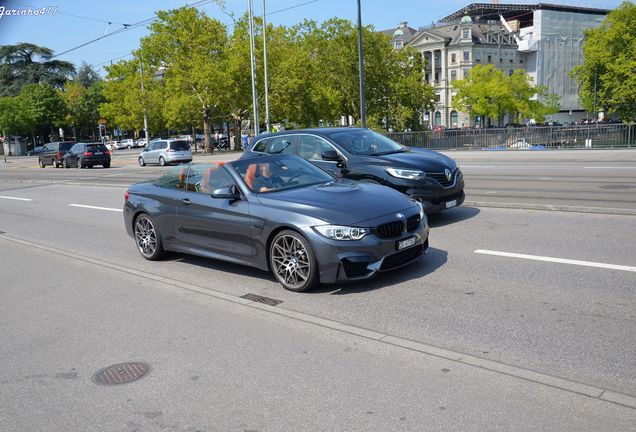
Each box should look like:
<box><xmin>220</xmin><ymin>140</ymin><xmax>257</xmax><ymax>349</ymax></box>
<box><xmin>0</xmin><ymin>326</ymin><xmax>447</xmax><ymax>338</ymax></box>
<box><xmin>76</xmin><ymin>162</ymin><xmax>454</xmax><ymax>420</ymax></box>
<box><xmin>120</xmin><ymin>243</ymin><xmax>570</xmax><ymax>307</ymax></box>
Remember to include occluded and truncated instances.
<box><xmin>356</xmin><ymin>0</ymin><xmax>366</xmax><ymax>128</ymax></box>
<box><xmin>248</xmin><ymin>0</ymin><xmax>260</xmax><ymax>136</ymax></box>
<box><xmin>139</xmin><ymin>60</ymin><xmax>150</xmax><ymax>144</ymax></box>
<box><xmin>262</xmin><ymin>0</ymin><xmax>271</xmax><ymax>133</ymax></box>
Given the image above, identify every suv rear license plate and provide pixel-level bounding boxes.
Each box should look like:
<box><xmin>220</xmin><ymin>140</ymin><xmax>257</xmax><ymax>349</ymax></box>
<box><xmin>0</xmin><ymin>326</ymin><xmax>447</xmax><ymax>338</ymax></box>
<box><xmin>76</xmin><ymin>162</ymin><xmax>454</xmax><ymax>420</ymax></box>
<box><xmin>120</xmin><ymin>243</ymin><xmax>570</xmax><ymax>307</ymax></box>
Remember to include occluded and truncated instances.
<box><xmin>445</xmin><ymin>199</ymin><xmax>457</xmax><ymax>209</ymax></box>
<box><xmin>397</xmin><ymin>237</ymin><xmax>416</xmax><ymax>250</ymax></box>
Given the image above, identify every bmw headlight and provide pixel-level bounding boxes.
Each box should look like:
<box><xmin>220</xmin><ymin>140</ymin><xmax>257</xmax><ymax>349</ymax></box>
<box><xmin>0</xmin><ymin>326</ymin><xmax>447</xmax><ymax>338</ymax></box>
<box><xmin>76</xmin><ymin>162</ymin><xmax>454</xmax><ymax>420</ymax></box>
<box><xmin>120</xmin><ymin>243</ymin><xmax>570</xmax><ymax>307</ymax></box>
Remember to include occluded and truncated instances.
<box><xmin>386</xmin><ymin>167</ymin><xmax>425</xmax><ymax>180</ymax></box>
<box><xmin>314</xmin><ymin>225</ymin><xmax>370</xmax><ymax>240</ymax></box>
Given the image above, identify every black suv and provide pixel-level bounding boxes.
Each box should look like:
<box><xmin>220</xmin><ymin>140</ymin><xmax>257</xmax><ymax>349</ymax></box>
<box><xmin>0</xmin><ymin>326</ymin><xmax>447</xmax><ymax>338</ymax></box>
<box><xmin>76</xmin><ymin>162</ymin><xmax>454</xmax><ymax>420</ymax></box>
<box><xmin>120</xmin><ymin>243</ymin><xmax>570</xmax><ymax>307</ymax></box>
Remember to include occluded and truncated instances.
<box><xmin>242</xmin><ymin>128</ymin><xmax>464</xmax><ymax>213</ymax></box>
<box><xmin>38</xmin><ymin>141</ymin><xmax>76</xmax><ymax>168</ymax></box>
<box><xmin>62</xmin><ymin>142</ymin><xmax>111</xmax><ymax>168</ymax></box>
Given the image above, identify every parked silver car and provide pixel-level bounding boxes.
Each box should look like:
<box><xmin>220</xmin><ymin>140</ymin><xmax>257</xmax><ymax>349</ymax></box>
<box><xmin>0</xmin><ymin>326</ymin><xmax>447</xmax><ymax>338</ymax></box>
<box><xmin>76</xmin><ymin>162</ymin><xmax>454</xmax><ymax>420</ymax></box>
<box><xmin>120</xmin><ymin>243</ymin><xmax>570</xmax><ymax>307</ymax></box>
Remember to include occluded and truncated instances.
<box><xmin>138</xmin><ymin>139</ymin><xmax>192</xmax><ymax>166</ymax></box>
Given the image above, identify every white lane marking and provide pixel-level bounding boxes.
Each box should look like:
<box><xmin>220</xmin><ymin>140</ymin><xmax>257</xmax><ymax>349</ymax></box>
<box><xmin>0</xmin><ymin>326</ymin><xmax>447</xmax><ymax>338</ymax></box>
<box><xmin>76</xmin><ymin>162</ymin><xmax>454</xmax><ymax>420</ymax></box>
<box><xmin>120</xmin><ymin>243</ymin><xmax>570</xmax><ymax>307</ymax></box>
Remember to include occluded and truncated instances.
<box><xmin>475</xmin><ymin>249</ymin><xmax>636</xmax><ymax>273</ymax></box>
<box><xmin>484</xmin><ymin>191</ymin><xmax>498</xmax><ymax>194</ymax></box>
<box><xmin>583</xmin><ymin>166</ymin><xmax>636</xmax><ymax>169</ymax></box>
<box><xmin>68</xmin><ymin>204</ymin><xmax>123</xmax><ymax>212</ymax></box>
<box><xmin>539</xmin><ymin>177</ymin><xmax>552</xmax><ymax>180</ymax></box>
<box><xmin>0</xmin><ymin>195</ymin><xmax>32</xmax><ymax>201</ymax></box>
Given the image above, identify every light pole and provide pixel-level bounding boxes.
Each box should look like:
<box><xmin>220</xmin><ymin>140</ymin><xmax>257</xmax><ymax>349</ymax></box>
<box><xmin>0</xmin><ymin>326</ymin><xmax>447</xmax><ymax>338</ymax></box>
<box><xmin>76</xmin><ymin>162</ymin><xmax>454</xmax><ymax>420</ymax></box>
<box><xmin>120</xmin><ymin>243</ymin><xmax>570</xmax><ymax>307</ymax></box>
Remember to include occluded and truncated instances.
<box><xmin>139</xmin><ymin>60</ymin><xmax>150</xmax><ymax>144</ymax></box>
<box><xmin>356</xmin><ymin>0</ymin><xmax>366</xmax><ymax>128</ymax></box>
<box><xmin>248</xmin><ymin>0</ymin><xmax>260</xmax><ymax>136</ymax></box>
<box><xmin>262</xmin><ymin>0</ymin><xmax>271</xmax><ymax>133</ymax></box>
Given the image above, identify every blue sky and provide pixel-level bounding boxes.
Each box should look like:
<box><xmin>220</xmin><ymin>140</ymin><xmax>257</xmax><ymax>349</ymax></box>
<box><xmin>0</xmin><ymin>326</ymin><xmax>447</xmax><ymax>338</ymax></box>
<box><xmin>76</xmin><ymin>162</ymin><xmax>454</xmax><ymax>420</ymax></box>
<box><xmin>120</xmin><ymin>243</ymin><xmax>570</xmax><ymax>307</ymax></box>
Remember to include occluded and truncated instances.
<box><xmin>0</xmin><ymin>0</ymin><xmax>624</xmax><ymax>74</ymax></box>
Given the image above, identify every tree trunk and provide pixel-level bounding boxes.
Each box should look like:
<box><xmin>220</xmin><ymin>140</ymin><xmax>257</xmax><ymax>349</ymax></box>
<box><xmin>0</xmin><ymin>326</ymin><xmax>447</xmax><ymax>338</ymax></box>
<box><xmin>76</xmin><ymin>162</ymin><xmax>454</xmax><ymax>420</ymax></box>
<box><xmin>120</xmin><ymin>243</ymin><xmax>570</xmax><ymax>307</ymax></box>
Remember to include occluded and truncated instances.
<box><xmin>233</xmin><ymin>118</ymin><xmax>242</xmax><ymax>151</ymax></box>
<box><xmin>203</xmin><ymin>107</ymin><xmax>214</xmax><ymax>154</ymax></box>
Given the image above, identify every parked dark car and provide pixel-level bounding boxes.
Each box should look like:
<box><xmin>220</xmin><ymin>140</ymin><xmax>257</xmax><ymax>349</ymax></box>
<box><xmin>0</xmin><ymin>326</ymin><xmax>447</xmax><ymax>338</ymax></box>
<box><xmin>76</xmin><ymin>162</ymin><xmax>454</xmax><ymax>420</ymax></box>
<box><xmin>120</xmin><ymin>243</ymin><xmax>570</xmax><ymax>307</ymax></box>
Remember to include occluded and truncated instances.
<box><xmin>124</xmin><ymin>154</ymin><xmax>429</xmax><ymax>292</ymax></box>
<box><xmin>243</xmin><ymin>128</ymin><xmax>464</xmax><ymax>213</ymax></box>
<box><xmin>27</xmin><ymin>146</ymin><xmax>45</xmax><ymax>156</ymax></box>
<box><xmin>38</xmin><ymin>141</ymin><xmax>77</xmax><ymax>168</ymax></box>
<box><xmin>62</xmin><ymin>142</ymin><xmax>111</xmax><ymax>168</ymax></box>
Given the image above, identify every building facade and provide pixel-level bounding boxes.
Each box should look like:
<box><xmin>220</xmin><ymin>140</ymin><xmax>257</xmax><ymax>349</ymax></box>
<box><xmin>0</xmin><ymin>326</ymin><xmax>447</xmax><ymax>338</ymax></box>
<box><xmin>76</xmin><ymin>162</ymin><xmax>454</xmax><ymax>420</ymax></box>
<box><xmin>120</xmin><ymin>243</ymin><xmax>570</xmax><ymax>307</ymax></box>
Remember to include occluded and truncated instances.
<box><xmin>404</xmin><ymin>3</ymin><xmax>609</xmax><ymax>127</ymax></box>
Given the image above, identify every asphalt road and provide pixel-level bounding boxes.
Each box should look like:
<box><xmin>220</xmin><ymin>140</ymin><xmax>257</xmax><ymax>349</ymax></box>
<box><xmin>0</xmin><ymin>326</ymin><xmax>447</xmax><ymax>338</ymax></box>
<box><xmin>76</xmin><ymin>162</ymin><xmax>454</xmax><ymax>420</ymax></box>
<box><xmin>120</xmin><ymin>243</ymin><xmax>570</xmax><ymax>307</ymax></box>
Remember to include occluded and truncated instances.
<box><xmin>0</xmin><ymin>149</ymin><xmax>635</xmax><ymax>430</ymax></box>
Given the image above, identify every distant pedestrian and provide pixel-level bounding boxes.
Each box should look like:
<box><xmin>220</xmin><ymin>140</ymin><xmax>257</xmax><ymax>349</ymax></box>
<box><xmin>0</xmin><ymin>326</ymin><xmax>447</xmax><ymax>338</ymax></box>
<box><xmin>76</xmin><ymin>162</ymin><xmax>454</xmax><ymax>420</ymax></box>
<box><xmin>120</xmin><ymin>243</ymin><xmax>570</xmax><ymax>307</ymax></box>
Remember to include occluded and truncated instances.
<box><xmin>241</xmin><ymin>132</ymin><xmax>249</xmax><ymax>151</ymax></box>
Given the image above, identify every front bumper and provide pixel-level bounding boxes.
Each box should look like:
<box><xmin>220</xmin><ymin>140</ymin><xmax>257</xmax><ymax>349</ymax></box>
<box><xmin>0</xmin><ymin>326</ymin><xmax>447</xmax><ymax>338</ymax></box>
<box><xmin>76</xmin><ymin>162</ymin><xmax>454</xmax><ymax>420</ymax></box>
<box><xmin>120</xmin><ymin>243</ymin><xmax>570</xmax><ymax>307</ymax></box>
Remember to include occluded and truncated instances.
<box><xmin>406</xmin><ymin>171</ymin><xmax>465</xmax><ymax>214</ymax></box>
<box><xmin>307</xmin><ymin>223</ymin><xmax>430</xmax><ymax>284</ymax></box>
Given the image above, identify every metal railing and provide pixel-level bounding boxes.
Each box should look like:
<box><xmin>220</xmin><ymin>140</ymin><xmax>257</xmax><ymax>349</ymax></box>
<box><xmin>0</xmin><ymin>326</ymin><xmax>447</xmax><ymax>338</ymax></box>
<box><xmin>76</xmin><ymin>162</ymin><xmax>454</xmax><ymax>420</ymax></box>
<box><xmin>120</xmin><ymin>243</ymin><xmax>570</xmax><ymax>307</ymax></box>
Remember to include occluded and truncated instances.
<box><xmin>386</xmin><ymin>124</ymin><xmax>635</xmax><ymax>151</ymax></box>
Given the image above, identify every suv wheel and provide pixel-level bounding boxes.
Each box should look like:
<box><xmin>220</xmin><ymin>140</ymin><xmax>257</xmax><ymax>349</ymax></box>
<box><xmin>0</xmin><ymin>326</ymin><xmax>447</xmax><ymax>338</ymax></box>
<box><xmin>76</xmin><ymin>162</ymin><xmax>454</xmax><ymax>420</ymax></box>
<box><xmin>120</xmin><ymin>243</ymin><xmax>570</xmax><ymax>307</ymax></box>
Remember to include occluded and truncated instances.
<box><xmin>39</xmin><ymin>158</ymin><xmax>45</xmax><ymax>168</ymax></box>
<box><xmin>52</xmin><ymin>158</ymin><xmax>58</xmax><ymax>168</ymax></box>
<box><xmin>159</xmin><ymin>156</ymin><xmax>166</xmax><ymax>166</ymax></box>
<box><xmin>138</xmin><ymin>157</ymin><xmax>146</xmax><ymax>167</ymax></box>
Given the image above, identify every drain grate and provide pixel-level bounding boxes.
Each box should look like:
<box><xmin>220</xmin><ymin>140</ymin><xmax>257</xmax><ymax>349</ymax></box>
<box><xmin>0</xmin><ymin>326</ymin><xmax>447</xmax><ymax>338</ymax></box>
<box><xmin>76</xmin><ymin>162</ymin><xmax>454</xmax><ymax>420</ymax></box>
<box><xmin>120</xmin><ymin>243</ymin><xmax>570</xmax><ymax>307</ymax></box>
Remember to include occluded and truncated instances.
<box><xmin>93</xmin><ymin>362</ymin><xmax>150</xmax><ymax>386</ymax></box>
<box><xmin>241</xmin><ymin>293</ymin><xmax>283</xmax><ymax>306</ymax></box>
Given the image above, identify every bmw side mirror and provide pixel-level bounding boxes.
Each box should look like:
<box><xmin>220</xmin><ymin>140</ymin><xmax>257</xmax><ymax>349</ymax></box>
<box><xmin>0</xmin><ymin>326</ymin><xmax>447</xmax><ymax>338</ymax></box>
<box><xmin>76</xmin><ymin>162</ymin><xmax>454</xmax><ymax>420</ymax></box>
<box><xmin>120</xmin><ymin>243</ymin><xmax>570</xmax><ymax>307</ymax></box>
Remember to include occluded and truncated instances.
<box><xmin>212</xmin><ymin>186</ymin><xmax>240</xmax><ymax>200</ymax></box>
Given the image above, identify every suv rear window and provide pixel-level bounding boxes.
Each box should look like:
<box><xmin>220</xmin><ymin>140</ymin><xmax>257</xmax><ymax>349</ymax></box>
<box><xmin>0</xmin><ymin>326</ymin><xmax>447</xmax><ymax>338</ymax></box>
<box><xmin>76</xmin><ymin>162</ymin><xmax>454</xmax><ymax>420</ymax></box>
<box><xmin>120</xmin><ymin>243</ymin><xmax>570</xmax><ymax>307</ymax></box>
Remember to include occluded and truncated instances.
<box><xmin>86</xmin><ymin>144</ymin><xmax>108</xmax><ymax>152</ymax></box>
<box><xmin>170</xmin><ymin>140</ymin><xmax>190</xmax><ymax>151</ymax></box>
<box><xmin>59</xmin><ymin>143</ymin><xmax>75</xmax><ymax>152</ymax></box>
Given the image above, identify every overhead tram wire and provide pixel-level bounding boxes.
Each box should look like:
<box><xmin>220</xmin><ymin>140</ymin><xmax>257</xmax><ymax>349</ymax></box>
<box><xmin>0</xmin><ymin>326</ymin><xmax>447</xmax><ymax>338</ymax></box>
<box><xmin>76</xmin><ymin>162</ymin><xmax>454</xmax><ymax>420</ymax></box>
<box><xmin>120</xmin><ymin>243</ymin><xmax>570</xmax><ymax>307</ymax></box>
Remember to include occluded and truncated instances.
<box><xmin>50</xmin><ymin>0</ymin><xmax>217</xmax><ymax>60</ymax></box>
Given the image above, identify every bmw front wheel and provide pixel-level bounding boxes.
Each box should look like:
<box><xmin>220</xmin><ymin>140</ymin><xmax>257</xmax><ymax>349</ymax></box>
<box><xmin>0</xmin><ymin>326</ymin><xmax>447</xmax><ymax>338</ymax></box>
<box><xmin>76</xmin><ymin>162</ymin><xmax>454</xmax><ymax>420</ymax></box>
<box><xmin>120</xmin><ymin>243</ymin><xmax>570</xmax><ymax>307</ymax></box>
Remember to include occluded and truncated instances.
<box><xmin>269</xmin><ymin>230</ymin><xmax>318</xmax><ymax>292</ymax></box>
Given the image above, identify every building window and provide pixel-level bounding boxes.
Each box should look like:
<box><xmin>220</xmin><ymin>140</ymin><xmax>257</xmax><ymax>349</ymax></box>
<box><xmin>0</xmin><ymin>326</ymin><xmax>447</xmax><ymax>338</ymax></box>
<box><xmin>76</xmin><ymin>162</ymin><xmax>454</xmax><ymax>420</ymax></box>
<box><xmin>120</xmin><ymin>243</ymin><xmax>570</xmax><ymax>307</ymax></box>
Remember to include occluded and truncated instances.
<box><xmin>509</xmin><ymin>70</ymin><xmax>514</xmax><ymax>76</ymax></box>
<box><xmin>475</xmin><ymin>51</ymin><xmax>481</xmax><ymax>62</ymax></box>
<box><xmin>463</xmin><ymin>68</ymin><xmax>470</xmax><ymax>78</ymax></box>
<box><xmin>451</xmin><ymin>53</ymin><xmax>456</xmax><ymax>63</ymax></box>
<box><xmin>487</xmin><ymin>54</ymin><xmax>492</xmax><ymax>63</ymax></box>
<box><xmin>463</xmin><ymin>28</ymin><xmax>470</xmax><ymax>39</ymax></box>
<box><xmin>450</xmin><ymin>111</ymin><xmax>459</xmax><ymax>127</ymax></box>
<box><xmin>394</xmin><ymin>41</ymin><xmax>403</xmax><ymax>49</ymax></box>
<box><xmin>434</xmin><ymin>111</ymin><xmax>442</xmax><ymax>126</ymax></box>
<box><xmin>436</xmin><ymin>93</ymin><xmax>441</xmax><ymax>102</ymax></box>
<box><xmin>463</xmin><ymin>51</ymin><xmax>470</xmax><ymax>61</ymax></box>
<box><xmin>451</xmin><ymin>70</ymin><xmax>457</xmax><ymax>82</ymax></box>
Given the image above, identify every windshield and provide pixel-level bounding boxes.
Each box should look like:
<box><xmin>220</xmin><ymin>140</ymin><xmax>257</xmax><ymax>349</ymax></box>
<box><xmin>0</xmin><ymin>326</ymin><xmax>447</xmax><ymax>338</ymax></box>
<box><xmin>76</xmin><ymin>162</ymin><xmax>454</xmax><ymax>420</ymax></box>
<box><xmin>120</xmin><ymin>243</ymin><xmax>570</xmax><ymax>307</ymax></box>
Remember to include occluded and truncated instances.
<box><xmin>233</xmin><ymin>155</ymin><xmax>334</xmax><ymax>193</ymax></box>
<box><xmin>327</xmin><ymin>129</ymin><xmax>404</xmax><ymax>155</ymax></box>
<box><xmin>59</xmin><ymin>142</ymin><xmax>75</xmax><ymax>152</ymax></box>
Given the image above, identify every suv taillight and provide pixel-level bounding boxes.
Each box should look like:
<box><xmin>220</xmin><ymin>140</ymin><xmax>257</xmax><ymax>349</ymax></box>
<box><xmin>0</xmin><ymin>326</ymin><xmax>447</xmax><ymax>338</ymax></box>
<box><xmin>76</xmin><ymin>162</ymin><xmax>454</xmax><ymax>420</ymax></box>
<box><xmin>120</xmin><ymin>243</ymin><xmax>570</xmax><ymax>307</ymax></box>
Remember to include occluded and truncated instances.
<box><xmin>166</xmin><ymin>148</ymin><xmax>175</xmax><ymax>152</ymax></box>
<box><xmin>83</xmin><ymin>151</ymin><xmax>93</xmax><ymax>156</ymax></box>
<box><xmin>124</xmin><ymin>190</ymin><xmax>130</xmax><ymax>202</ymax></box>
<box><xmin>105</xmin><ymin>150</ymin><xmax>111</xmax><ymax>156</ymax></box>
<box><xmin>55</xmin><ymin>152</ymin><xmax>62</xmax><ymax>158</ymax></box>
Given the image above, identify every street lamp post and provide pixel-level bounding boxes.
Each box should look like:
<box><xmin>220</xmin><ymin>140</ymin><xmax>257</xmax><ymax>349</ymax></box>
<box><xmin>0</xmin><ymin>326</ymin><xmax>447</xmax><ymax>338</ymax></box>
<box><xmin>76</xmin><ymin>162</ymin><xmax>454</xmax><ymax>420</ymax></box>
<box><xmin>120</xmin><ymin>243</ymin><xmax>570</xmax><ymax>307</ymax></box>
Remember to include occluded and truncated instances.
<box><xmin>139</xmin><ymin>60</ymin><xmax>150</xmax><ymax>144</ymax></box>
<box><xmin>356</xmin><ymin>0</ymin><xmax>366</xmax><ymax>128</ymax></box>
<box><xmin>248</xmin><ymin>0</ymin><xmax>260</xmax><ymax>136</ymax></box>
<box><xmin>262</xmin><ymin>0</ymin><xmax>271</xmax><ymax>133</ymax></box>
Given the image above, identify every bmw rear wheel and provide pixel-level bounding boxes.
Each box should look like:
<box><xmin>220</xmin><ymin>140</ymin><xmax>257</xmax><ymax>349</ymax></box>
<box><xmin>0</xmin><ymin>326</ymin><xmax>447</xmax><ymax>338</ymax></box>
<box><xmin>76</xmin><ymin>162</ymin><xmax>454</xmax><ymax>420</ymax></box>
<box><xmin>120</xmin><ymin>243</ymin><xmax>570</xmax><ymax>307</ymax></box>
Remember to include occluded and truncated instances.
<box><xmin>134</xmin><ymin>214</ymin><xmax>164</xmax><ymax>260</ymax></box>
<box><xmin>269</xmin><ymin>230</ymin><xmax>318</xmax><ymax>292</ymax></box>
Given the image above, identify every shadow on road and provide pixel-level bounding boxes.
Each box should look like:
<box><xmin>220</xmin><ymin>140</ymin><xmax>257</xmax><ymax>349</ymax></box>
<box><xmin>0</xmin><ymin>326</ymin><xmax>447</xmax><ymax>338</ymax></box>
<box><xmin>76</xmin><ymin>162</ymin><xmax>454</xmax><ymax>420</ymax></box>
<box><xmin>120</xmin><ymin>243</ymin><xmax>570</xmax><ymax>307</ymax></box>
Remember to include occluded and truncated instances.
<box><xmin>428</xmin><ymin>206</ymin><xmax>480</xmax><ymax>228</ymax></box>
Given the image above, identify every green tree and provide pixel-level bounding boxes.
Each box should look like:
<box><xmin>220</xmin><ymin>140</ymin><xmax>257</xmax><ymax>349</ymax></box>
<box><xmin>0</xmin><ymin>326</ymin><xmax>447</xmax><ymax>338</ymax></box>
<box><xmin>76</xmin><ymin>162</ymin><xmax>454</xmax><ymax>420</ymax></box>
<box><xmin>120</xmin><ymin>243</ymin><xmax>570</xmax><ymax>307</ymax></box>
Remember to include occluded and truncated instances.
<box><xmin>452</xmin><ymin>64</ymin><xmax>558</xmax><ymax>125</ymax></box>
<box><xmin>571</xmin><ymin>1</ymin><xmax>636</xmax><ymax>121</ymax></box>
<box><xmin>0</xmin><ymin>43</ymin><xmax>75</xmax><ymax>96</ymax></box>
<box><xmin>100</xmin><ymin>59</ymin><xmax>164</xmax><ymax>135</ymax></box>
<box><xmin>140</xmin><ymin>7</ymin><xmax>232</xmax><ymax>153</ymax></box>
<box><xmin>76</xmin><ymin>62</ymin><xmax>101</xmax><ymax>88</ymax></box>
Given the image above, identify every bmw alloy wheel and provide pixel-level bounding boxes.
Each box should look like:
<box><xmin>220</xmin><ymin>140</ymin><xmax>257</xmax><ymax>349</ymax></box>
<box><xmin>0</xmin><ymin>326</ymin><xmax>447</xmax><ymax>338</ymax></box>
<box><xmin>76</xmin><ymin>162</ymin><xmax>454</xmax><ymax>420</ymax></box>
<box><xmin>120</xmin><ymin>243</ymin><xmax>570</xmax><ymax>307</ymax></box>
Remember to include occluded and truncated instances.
<box><xmin>270</xmin><ymin>231</ymin><xmax>317</xmax><ymax>291</ymax></box>
<box><xmin>134</xmin><ymin>214</ymin><xmax>164</xmax><ymax>260</ymax></box>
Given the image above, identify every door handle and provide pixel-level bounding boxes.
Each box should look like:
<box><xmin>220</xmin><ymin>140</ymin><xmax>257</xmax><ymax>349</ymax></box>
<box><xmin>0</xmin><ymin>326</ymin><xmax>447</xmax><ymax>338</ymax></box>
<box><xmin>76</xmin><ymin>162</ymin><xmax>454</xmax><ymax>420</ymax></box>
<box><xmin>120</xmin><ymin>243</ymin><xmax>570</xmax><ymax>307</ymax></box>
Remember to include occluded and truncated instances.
<box><xmin>181</xmin><ymin>198</ymin><xmax>192</xmax><ymax>205</ymax></box>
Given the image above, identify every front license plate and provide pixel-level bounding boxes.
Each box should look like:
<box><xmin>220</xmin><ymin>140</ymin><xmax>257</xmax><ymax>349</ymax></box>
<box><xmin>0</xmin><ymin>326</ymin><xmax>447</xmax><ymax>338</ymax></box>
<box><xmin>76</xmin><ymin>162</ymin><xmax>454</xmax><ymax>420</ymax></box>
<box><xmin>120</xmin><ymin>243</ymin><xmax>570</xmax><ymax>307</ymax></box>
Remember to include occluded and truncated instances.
<box><xmin>397</xmin><ymin>236</ymin><xmax>417</xmax><ymax>250</ymax></box>
<box><xmin>445</xmin><ymin>199</ymin><xmax>457</xmax><ymax>209</ymax></box>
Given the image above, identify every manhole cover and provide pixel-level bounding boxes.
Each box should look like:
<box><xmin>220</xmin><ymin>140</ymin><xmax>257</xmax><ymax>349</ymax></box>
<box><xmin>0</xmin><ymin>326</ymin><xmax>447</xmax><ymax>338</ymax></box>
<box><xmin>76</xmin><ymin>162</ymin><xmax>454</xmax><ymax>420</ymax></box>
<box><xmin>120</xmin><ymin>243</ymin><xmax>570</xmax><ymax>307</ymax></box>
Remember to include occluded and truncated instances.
<box><xmin>240</xmin><ymin>293</ymin><xmax>283</xmax><ymax>306</ymax></box>
<box><xmin>599</xmin><ymin>184</ymin><xmax>635</xmax><ymax>190</ymax></box>
<box><xmin>93</xmin><ymin>362</ymin><xmax>150</xmax><ymax>385</ymax></box>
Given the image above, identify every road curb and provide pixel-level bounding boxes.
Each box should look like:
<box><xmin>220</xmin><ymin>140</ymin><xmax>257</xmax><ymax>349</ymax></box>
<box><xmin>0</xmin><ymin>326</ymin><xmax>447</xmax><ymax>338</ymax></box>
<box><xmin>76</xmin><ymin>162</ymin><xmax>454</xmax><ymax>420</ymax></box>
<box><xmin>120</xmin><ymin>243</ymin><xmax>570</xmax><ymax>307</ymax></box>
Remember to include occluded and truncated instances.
<box><xmin>1</xmin><ymin>233</ymin><xmax>635</xmax><ymax>410</ymax></box>
<box><xmin>464</xmin><ymin>200</ymin><xmax>636</xmax><ymax>216</ymax></box>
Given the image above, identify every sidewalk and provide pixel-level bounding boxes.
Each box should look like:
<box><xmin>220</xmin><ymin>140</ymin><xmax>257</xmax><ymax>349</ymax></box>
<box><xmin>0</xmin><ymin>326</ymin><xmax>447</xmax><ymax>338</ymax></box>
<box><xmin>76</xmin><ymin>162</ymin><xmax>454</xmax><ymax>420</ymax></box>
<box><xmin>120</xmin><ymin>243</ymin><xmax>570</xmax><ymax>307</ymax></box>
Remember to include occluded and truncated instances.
<box><xmin>440</xmin><ymin>148</ymin><xmax>636</xmax><ymax>162</ymax></box>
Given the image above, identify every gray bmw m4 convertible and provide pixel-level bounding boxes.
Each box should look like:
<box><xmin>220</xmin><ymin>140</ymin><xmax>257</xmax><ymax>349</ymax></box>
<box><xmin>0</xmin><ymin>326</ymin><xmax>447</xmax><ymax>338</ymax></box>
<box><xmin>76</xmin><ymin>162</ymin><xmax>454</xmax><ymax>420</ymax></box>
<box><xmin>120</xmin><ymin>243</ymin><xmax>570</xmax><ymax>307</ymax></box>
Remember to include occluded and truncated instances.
<box><xmin>124</xmin><ymin>154</ymin><xmax>429</xmax><ymax>292</ymax></box>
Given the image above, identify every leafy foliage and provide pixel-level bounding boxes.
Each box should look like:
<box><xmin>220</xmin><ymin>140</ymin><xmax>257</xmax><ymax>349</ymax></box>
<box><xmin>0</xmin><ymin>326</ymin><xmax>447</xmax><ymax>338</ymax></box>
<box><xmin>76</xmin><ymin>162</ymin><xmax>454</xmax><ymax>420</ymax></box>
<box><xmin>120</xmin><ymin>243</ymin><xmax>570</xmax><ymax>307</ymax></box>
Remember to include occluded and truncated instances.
<box><xmin>452</xmin><ymin>64</ymin><xmax>559</xmax><ymax>125</ymax></box>
<box><xmin>571</xmin><ymin>1</ymin><xmax>636</xmax><ymax>121</ymax></box>
<box><xmin>0</xmin><ymin>43</ymin><xmax>75</xmax><ymax>96</ymax></box>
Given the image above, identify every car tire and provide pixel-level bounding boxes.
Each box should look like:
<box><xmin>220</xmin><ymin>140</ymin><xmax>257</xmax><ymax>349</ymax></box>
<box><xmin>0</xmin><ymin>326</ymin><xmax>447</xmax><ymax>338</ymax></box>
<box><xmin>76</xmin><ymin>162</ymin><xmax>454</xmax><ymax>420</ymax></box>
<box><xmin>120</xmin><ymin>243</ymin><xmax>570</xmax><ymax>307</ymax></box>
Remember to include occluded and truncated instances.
<box><xmin>134</xmin><ymin>213</ymin><xmax>165</xmax><ymax>260</ymax></box>
<box><xmin>39</xmin><ymin>158</ymin><xmax>45</xmax><ymax>168</ymax></box>
<box><xmin>159</xmin><ymin>156</ymin><xmax>166</xmax><ymax>166</ymax></box>
<box><xmin>78</xmin><ymin>159</ymin><xmax>83</xmax><ymax>168</ymax></box>
<box><xmin>63</xmin><ymin>159</ymin><xmax>70</xmax><ymax>168</ymax></box>
<box><xmin>103</xmin><ymin>162</ymin><xmax>110</xmax><ymax>168</ymax></box>
<box><xmin>127</xmin><ymin>145</ymin><xmax>131</xmax><ymax>149</ymax></box>
<box><xmin>269</xmin><ymin>230</ymin><xmax>319</xmax><ymax>292</ymax></box>
<box><xmin>52</xmin><ymin>158</ymin><xmax>58</xmax><ymax>168</ymax></box>
<box><xmin>138</xmin><ymin>157</ymin><xmax>146</xmax><ymax>167</ymax></box>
